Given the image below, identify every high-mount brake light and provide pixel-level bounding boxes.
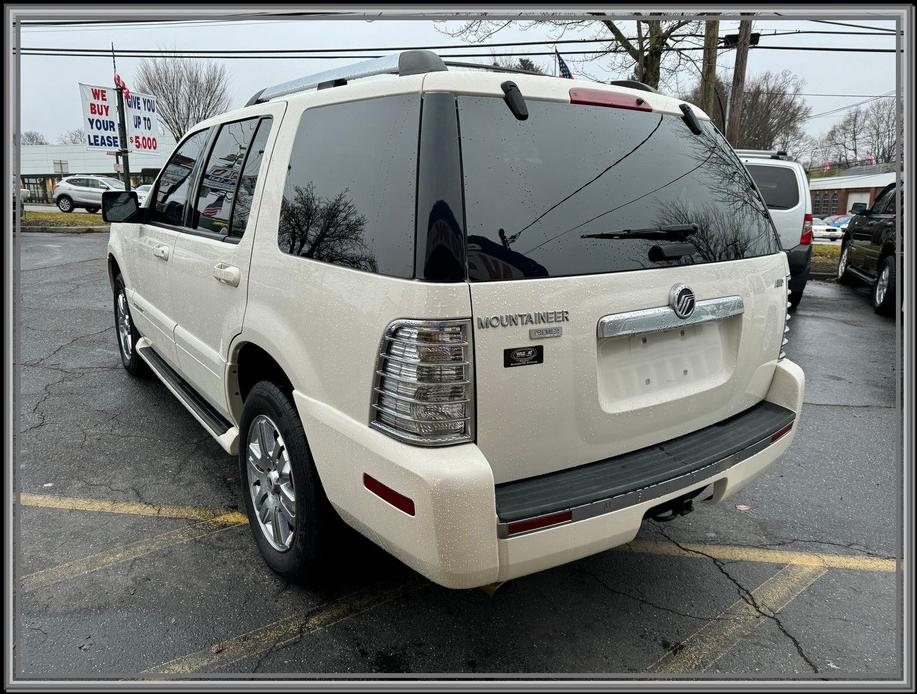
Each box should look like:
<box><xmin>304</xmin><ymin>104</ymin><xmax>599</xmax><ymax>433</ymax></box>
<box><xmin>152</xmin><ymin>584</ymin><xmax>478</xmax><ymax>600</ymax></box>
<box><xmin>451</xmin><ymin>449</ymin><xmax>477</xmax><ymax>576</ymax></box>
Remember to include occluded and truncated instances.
<box><xmin>370</xmin><ymin>319</ymin><xmax>474</xmax><ymax>446</ymax></box>
<box><xmin>569</xmin><ymin>87</ymin><xmax>653</xmax><ymax>112</ymax></box>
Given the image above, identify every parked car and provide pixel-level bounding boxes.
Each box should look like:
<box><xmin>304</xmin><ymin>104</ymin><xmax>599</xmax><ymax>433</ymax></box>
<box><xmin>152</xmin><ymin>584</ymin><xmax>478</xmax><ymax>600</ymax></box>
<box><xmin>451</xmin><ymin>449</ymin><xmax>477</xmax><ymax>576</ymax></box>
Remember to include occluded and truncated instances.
<box><xmin>837</xmin><ymin>181</ymin><xmax>899</xmax><ymax>315</ymax></box>
<box><xmin>812</xmin><ymin>218</ymin><xmax>844</xmax><ymax>241</ymax></box>
<box><xmin>102</xmin><ymin>51</ymin><xmax>803</xmax><ymax>588</ymax></box>
<box><xmin>737</xmin><ymin>151</ymin><xmax>812</xmax><ymax>309</ymax></box>
<box><xmin>135</xmin><ymin>184</ymin><xmax>152</xmax><ymax>206</ymax></box>
<box><xmin>53</xmin><ymin>175</ymin><xmax>125</xmax><ymax>213</ymax></box>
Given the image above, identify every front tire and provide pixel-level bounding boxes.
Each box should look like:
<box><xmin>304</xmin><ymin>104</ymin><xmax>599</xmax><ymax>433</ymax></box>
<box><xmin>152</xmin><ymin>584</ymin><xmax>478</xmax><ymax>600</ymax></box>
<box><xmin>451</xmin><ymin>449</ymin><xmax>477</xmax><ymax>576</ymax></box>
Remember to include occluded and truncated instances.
<box><xmin>239</xmin><ymin>381</ymin><xmax>337</xmax><ymax>583</ymax></box>
<box><xmin>872</xmin><ymin>255</ymin><xmax>896</xmax><ymax>316</ymax></box>
<box><xmin>113</xmin><ymin>274</ymin><xmax>149</xmax><ymax>377</ymax></box>
<box><xmin>56</xmin><ymin>195</ymin><xmax>74</xmax><ymax>213</ymax></box>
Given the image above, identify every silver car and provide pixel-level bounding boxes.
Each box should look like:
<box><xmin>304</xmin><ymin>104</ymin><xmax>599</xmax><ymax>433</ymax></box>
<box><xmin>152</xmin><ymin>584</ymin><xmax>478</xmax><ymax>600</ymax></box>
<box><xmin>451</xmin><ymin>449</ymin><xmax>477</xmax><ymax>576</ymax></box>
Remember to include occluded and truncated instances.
<box><xmin>53</xmin><ymin>175</ymin><xmax>125</xmax><ymax>213</ymax></box>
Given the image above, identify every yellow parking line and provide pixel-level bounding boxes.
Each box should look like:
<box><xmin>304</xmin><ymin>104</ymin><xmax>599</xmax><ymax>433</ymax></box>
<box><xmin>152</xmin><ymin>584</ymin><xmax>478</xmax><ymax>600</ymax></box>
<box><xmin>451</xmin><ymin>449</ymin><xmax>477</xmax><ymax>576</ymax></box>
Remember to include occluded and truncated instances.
<box><xmin>143</xmin><ymin>576</ymin><xmax>428</xmax><ymax>675</ymax></box>
<box><xmin>18</xmin><ymin>492</ymin><xmax>247</xmax><ymax>524</ymax></box>
<box><xmin>648</xmin><ymin>563</ymin><xmax>828</xmax><ymax>673</ymax></box>
<box><xmin>20</xmin><ymin>514</ymin><xmax>245</xmax><ymax>592</ymax></box>
<box><xmin>625</xmin><ymin>539</ymin><xmax>897</xmax><ymax>573</ymax></box>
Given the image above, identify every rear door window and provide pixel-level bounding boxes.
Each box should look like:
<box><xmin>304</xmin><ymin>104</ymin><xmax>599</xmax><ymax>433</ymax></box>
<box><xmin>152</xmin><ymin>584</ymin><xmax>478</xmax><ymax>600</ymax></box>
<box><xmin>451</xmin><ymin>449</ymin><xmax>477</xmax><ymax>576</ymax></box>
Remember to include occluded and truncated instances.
<box><xmin>151</xmin><ymin>129</ymin><xmax>209</xmax><ymax>228</ymax></box>
<box><xmin>229</xmin><ymin>118</ymin><xmax>272</xmax><ymax>239</ymax></box>
<box><xmin>457</xmin><ymin>96</ymin><xmax>780</xmax><ymax>281</ymax></box>
<box><xmin>278</xmin><ymin>95</ymin><xmax>420</xmax><ymax>277</ymax></box>
<box><xmin>744</xmin><ymin>164</ymin><xmax>800</xmax><ymax>210</ymax></box>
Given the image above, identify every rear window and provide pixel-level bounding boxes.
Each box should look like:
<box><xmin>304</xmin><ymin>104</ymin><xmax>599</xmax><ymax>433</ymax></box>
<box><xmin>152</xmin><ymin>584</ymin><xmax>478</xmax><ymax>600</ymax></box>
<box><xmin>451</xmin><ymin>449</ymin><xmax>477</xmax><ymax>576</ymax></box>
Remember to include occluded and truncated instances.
<box><xmin>278</xmin><ymin>95</ymin><xmax>420</xmax><ymax>277</ymax></box>
<box><xmin>458</xmin><ymin>97</ymin><xmax>780</xmax><ymax>281</ymax></box>
<box><xmin>744</xmin><ymin>164</ymin><xmax>800</xmax><ymax>210</ymax></box>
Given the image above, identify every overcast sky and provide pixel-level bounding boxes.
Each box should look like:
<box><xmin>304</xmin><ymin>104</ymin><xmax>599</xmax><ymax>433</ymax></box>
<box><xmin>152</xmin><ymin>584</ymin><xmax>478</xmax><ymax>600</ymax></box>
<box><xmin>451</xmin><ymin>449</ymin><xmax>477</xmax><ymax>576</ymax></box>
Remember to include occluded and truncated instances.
<box><xmin>18</xmin><ymin>15</ymin><xmax>898</xmax><ymax>146</ymax></box>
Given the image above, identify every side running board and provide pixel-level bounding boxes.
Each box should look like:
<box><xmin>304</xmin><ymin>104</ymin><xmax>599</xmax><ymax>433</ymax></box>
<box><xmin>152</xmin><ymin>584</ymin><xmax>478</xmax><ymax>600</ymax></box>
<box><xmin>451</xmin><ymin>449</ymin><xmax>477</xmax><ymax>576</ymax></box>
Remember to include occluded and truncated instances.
<box><xmin>135</xmin><ymin>339</ymin><xmax>239</xmax><ymax>454</ymax></box>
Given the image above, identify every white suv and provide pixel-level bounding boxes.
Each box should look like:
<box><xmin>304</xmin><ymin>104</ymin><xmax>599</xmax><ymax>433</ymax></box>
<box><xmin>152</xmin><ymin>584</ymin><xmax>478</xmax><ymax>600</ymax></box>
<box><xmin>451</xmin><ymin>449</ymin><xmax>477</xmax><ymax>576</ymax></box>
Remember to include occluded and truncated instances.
<box><xmin>53</xmin><ymin>174</ymin><xmax>125</xmax><ymax>213</ymax></box>
<box><xmin>103</xmin><ymin>51</ymin><xmax>804</xmax><ymax>589</ymax></box>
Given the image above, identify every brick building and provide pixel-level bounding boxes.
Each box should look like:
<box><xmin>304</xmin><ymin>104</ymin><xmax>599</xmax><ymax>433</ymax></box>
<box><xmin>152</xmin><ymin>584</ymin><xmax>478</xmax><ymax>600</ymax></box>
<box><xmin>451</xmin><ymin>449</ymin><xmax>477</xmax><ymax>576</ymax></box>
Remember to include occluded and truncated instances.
<box><xmin>808</xmin><ymin>172</ymin><xmax>896</xmax><ymax>217</ymax></box>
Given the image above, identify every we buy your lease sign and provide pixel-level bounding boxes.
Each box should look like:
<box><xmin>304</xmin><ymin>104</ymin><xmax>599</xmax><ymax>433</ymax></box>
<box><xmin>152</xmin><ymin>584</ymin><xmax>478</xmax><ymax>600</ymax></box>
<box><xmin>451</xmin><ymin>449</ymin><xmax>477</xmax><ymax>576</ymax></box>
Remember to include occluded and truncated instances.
<box><xmin>79</xmin><ymin>83</ymin><xmax>160</xmax><ymax>153</ymax></box>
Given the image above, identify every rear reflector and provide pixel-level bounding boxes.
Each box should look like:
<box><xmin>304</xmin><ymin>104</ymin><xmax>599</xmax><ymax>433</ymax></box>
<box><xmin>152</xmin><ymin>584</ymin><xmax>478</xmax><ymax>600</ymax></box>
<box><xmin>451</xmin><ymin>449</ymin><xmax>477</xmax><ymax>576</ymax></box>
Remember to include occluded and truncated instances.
<box><xmin>506</xmin><ymin>510</ymin><xmax>573</xmax><ymax>536</ymax></box>
<box><xmin>771</xmin><ymin>422</ymin><xmax>794</xmax><ymax>443</ymax></box>
<box><xmin>569</xmin><ymin>87</ymin><xmax>653</xmax><ymax>112</ymax></box>
<box><xmin>363</xmin><ymin>473</ymin><xmax>415</xmax><ymax>516</ymax></box>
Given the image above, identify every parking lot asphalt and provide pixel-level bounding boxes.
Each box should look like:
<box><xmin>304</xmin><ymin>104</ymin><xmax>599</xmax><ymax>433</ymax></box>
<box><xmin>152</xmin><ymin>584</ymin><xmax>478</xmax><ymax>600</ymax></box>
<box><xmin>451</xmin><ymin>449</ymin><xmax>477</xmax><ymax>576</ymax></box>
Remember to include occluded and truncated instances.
<box><xmin>15</xmin><ymin>232</ymin><xmax>901</xmax><ymax>680</ymax></box>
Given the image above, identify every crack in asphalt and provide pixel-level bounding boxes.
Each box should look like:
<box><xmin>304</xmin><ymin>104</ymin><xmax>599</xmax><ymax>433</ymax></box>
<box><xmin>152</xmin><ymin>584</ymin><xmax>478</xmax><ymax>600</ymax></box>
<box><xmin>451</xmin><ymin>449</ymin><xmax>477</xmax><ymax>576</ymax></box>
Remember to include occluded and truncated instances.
<box><xmin>651</xmin><ymin>522</ymin><xmax>821</xmax><ymax>674</ymax></box>
<box><xmin>21</xmin><ymin>257</ymin><xmax>105</xmax><ymax>273</ymax></box>
<box><xmin>577</xmin><ymin>565</ymin><xmax>722</xmax><ymax>623</ymax></box>
<box><xmin>801</xmin><ymin>401</ymin><xmax>895</xmax><ymax>410</ymax></box>
<box><xmin>21</xmin><ymin>325</ymin><xmax>113</xmax><ymax>370</ymax></box>
<box><xmin>723</xmin><ymin>537</ymin><xmax>895</xmax><ymax>561</ymax></box>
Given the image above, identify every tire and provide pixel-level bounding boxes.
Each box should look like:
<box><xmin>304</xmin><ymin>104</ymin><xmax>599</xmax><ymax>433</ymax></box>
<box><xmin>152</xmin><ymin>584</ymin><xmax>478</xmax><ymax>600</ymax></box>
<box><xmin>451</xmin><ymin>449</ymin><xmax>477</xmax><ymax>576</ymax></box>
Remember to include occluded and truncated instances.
<box><xmin>788</xmin><ymin>288</ymin><xmax>803</xmax><ymax>310</ymax></box>
<box><xmin>872</xmin><ymin>255</ymin><xmax>896</xmax><ymax>316</ymax></box>
<box><xmin>113</xmin><ymin>274</ymin><xmax>149</xmax><ymax>377</ymax></box>
<box><xmin>85</xmin><ymin>206</ymin><xmax>99</xmax><ymax>214</ymax></box>
<box><xmin>56</xmin><ymin>195</ymin><xmax>74</xmax><ymax>213</ymax></box>
<box><xmin>836</xmin><ymin>242</ymin><xmax>856</xmax><ymax>285</ymax></box>
<box><xmin>239</xmin><ymin>381</ymin><xmax>339</xmax><ymax>583</ymax></box>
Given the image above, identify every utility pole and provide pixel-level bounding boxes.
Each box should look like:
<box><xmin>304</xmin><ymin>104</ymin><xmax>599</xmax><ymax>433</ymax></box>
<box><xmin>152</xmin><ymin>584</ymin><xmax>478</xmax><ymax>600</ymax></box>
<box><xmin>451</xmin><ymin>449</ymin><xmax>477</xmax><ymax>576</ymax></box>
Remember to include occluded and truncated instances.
<box><xmin>111</xmin><ymin>43</ymin><xmax>131</xmax><ymax>191</ymax></box>
<box><xmin>700</xmin><ymin>17</ymin><xmax>720</xmax><ymax>120</ymax></box>
<box><xmin>726</xmin><ymin>19</ymin><xmax>752</xmax><ymax>147</ymax></box>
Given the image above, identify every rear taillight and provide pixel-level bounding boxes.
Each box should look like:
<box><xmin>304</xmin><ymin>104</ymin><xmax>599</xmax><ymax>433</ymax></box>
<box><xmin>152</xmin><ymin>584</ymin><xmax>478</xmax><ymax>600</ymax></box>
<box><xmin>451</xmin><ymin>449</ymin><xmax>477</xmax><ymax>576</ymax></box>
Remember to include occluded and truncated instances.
<box><xmin>800</xmin><ymin>213</ymin><xmax>813</xmax><ymax>245</ymax></box>
<box><xmin>371</xmin><ymin>319</ymin><xmax>474</xmax><ymax>446</ymax></box>
<box><xmin>780</xmin><ymin>274</ymin><xmax>791</xmax><ymax>360</ymax></box>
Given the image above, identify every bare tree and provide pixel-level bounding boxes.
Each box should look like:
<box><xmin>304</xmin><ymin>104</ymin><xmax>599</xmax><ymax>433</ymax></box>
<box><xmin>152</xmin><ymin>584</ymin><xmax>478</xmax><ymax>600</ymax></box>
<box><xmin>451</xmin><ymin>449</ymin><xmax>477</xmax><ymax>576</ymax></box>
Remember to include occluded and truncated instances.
<box><xmin>21</xmin><ymin>131</ymin><xmax>48</xmax><ymax>145</ymax></box>
<box><xmin>491</xmin><ymin>55</ymin><xmax>546</xmax><ymax>74</ymax></box>
<box><xmin>135</xmin><ymin>55</ymin><xmax>231</xmax><ymax>141</ymax></box>
<box><xmin>863</xmin><ymin>97</ymin><xmax>898</xmax><ymax>164</ymax></box>
<box><xmin>439</xmin><ymin>16</ymin><xmax>700</xmax><ymax>89</ymax></box>
<box><xmin>822</xmin><ymin>107</ymin><xmax>868</xmax><ymax>167</ymax></box>
<box><xmin>56</xmin><ymin>128</ymin><xmax>85</xmax><ymax>145</ymax></box>
<box><xmin>682</xmin><ymin>71</ymin><xmax>811</xmax><ymax>151</ymax></box>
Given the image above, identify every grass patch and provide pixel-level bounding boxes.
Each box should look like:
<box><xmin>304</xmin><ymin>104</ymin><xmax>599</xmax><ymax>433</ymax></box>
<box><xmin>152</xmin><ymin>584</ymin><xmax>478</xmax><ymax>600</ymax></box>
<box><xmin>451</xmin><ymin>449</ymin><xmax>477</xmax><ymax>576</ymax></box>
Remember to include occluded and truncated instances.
<box><xmin>811</xmin><ymin>243</ymin><xmax>841</xmax><ymax>276</ymax></box>
<box><xmin>22</xmin><ymin>211</ymin><xmax>107</xmax><ymax>227</ymax></box>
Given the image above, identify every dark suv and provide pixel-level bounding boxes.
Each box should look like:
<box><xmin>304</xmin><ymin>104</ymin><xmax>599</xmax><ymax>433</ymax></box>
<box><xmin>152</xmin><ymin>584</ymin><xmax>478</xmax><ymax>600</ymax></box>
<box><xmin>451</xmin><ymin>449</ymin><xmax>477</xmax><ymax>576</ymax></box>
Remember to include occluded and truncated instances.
<box><xmin>837</xmin><ymin>181</ymin><xmax>899</xmax><ymax>315</ymax></box>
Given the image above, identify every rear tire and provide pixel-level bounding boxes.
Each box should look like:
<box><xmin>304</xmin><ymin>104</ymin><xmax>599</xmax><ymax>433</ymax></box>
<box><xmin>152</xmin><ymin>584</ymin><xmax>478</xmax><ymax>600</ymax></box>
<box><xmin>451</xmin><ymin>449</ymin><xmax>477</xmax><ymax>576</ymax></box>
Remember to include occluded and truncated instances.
<box><xmin>836</xmin><ymin>243</ymin><xmax>856</xmax><ymax>285</ymax></box>
<box><xmin>85</xmin><ymin>206</ymin><xmax>99</xmax><ymax>214</ymax></box>
<box><xmin>56</xmin><ymin>196</ymin><xmax>74</xmax><ymax>213</ymax></box>
<box><xmin>113</xmin><ymin>274</ymin><xmax>149</xmax><ymax>377</ymax></box>
<box><xmin>239</xmin><ymin>381</ymin><xmax>338</xmax><ymax>583</ymax></box>
<box><xmin>872</xmin><ymin>255</ymin><xmax>896</xmax><ymax>316</ymax></box>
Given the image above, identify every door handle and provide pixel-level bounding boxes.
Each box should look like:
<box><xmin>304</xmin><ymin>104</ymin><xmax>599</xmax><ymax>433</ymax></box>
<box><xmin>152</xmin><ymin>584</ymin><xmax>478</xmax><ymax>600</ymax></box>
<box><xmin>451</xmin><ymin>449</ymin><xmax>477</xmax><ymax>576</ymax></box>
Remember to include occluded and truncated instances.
<box><xmin>152</xmin><ymin>244</ymin><xmax>170</xmax><ymax>260</ymax></box>
<box><xmin>212</xmin><ymin>263</ymin><xmax>241</xmax><ymax>287</ymax></box>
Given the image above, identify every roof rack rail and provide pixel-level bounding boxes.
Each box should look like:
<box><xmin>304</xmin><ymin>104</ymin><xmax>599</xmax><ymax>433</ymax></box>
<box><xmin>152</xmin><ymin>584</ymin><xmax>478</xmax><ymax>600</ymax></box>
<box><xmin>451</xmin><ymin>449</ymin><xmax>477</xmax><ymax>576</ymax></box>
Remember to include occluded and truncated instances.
<box><xmin>442</xmin><ymin>60</ymin><xmax>543</xmax><ymax>76</ymax></box>
<box><xmin>735</xmin><ymin>148</ymin><xmax>790</xmax><ymax>160</ymax></box>
<box><xmin>607</xmin><ymin>79</ymin><xmax>658</xmax><ymax>94</ymax></box>
<box><xmin>245</xmin><ymin>49</ymin><xmax>447</xmax><ymax>106</ymax></box>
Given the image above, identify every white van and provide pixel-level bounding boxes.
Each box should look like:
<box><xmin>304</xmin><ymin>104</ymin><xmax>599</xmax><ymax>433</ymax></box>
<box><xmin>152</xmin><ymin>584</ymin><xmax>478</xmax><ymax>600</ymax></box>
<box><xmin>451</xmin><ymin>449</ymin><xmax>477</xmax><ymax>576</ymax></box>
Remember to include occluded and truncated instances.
<box><xmin>102</xmin><ymin>52</ymin><xmax>804</xmax><ymax>588</ymax></box>
<box><xmin>737</xmin><ymin>151</ymin><xmax>813</xmax><ymax>309</ymax></box>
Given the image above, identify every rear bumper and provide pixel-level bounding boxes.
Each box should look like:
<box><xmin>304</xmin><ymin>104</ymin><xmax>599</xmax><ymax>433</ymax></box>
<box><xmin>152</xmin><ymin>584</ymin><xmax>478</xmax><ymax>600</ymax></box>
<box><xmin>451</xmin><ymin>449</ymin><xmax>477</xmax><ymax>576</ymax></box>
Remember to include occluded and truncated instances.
<box><xmin>786</xmin><ymin>244</ymin><xmax>812</xmax><ymax>293</ymax></box>
<box><xmin>295</xmin><ymin>359</ymin><xmax>805</xmax><ymax>589</ymax></box>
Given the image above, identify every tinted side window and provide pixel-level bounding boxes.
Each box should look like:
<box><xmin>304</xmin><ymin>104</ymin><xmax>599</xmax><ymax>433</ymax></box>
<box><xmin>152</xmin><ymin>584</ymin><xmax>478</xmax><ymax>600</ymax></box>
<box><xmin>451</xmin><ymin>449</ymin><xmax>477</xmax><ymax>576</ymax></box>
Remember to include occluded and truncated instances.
<box><xmin>230</xmin><ymin>118</ymin><xmax>272</xmax><ymax>238</ymax></box>
<box><xmin>192</xmin><ymin>118</ymin><xmax>260</xmax><ymax>234</ymax></box>
<box><xmin>872</xmin><ymin>185</ymin><xmax>896</xmax><ymax>214</ymax></box>
<box><xmin>278</xmin><ymin>95</ymin><xmax>420</xmax><ymax>277</ymax></box>
<box><xmin>151</xmin><ymin>129</ymin><xmax>209</xmax><ymax>227</ymax></box>
<box><xmin>745</xmin><ymin>164</ymin><xmax>800</xmax><ymax>210</ymax></box>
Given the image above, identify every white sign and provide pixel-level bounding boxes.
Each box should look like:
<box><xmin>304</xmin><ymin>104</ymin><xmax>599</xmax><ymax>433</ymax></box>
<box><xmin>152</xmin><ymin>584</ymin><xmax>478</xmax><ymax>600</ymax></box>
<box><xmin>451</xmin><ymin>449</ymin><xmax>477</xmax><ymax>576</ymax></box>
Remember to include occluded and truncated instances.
<box><xmin>124</xmin><ymin>91</ymin><xmax>160</xmax><ymax>154</ymax></box>
<box><xmin>79</xmin><ymin>83</ymin><xmax>121</xmax><ymax>151</ymax></box>
<box><xmin>78</xmin><ymin>82</ymin><xmax>160</xmax><ymax>154</ymax></box>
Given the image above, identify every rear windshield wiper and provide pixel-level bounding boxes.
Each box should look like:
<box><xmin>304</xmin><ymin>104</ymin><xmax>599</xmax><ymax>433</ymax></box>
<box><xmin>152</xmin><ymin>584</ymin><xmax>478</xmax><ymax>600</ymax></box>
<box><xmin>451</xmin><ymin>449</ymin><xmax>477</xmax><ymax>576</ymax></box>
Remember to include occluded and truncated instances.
<box><xmin>580</xmin><ymin>223</ymin><xmax>699</xmax><ymax>241</ymax></box>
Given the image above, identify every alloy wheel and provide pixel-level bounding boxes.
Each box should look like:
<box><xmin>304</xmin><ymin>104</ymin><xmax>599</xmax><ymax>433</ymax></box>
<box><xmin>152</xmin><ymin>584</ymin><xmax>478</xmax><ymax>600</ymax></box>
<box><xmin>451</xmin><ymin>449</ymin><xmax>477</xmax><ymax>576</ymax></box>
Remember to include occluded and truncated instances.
<box><xmin>837</xmin><ymin>247</ymin><xmax>848</xmax><ymax>279</ymax></box>
<box><xmin>246</xmin><ymin>414</ymin><xmax>296</xmax><ymax>551</ymax></box>
<box><xmin>116</xmin><ymin>290</ymin><xmax>133</xmax><ymax>358</ymax></box>
<box><xmin>875</xmin><ymin>265</ymin><xmax>890</xmax><ymax>306</ymax></box>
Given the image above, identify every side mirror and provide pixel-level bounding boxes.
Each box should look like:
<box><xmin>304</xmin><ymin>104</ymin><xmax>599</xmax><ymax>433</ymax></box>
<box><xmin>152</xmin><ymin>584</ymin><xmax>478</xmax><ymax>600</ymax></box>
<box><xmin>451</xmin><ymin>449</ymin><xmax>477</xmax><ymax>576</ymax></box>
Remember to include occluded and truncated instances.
<box><xmin>102</xmin><ymin>191</ymin><xmax>142</xmax><ymax>223</ymax></box>
<box><xmin>851</xmin><ymin>202</ymin><xmax>868</xmax><ymax>214</ymax></box>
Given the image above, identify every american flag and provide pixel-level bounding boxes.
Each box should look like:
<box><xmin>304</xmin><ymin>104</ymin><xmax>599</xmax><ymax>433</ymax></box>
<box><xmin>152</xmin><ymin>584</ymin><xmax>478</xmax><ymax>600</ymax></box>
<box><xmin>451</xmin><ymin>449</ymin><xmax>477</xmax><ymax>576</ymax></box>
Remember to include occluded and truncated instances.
<box><xmin>203</xmin><ymin>195</ymin><xmax>224</xmax><ymax>218</ymax></box>
<box><xmin>114</xmin><ymin>73</ymin><xmax>131</xmax><ymax>101</ymax></box>
<box><xmin>556</xmin><ymin>51</ymin><xmax>573</xmax><ymax>79</ymax></box>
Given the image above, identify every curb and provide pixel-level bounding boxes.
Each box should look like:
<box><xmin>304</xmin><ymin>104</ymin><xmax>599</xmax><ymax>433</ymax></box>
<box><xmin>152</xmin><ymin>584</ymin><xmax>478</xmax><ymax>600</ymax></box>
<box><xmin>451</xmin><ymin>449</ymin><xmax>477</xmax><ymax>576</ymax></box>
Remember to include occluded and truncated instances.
<box><xmin>20</xmin><ymin>226</ymin><xmax>109</xmax><ymax>234</ymax></box>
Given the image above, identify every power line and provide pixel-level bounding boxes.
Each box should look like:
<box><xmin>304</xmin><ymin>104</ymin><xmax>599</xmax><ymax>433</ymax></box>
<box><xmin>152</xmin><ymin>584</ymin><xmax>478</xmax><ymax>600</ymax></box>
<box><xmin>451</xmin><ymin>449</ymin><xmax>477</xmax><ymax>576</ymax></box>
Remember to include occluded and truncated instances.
<box><xmin>18</xmin><ymin>45</ymin><xmax>899</xmax><ymax>60</ymax></box>
<box><xmin>809</xmin><ymin>19</ymin><xmax>898</xmax><ymax>33</ymax></box>
<box><xmin>805</xmin><ymin>92</ymin><xmax>896</xmax><ymax>120</ymax></box>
